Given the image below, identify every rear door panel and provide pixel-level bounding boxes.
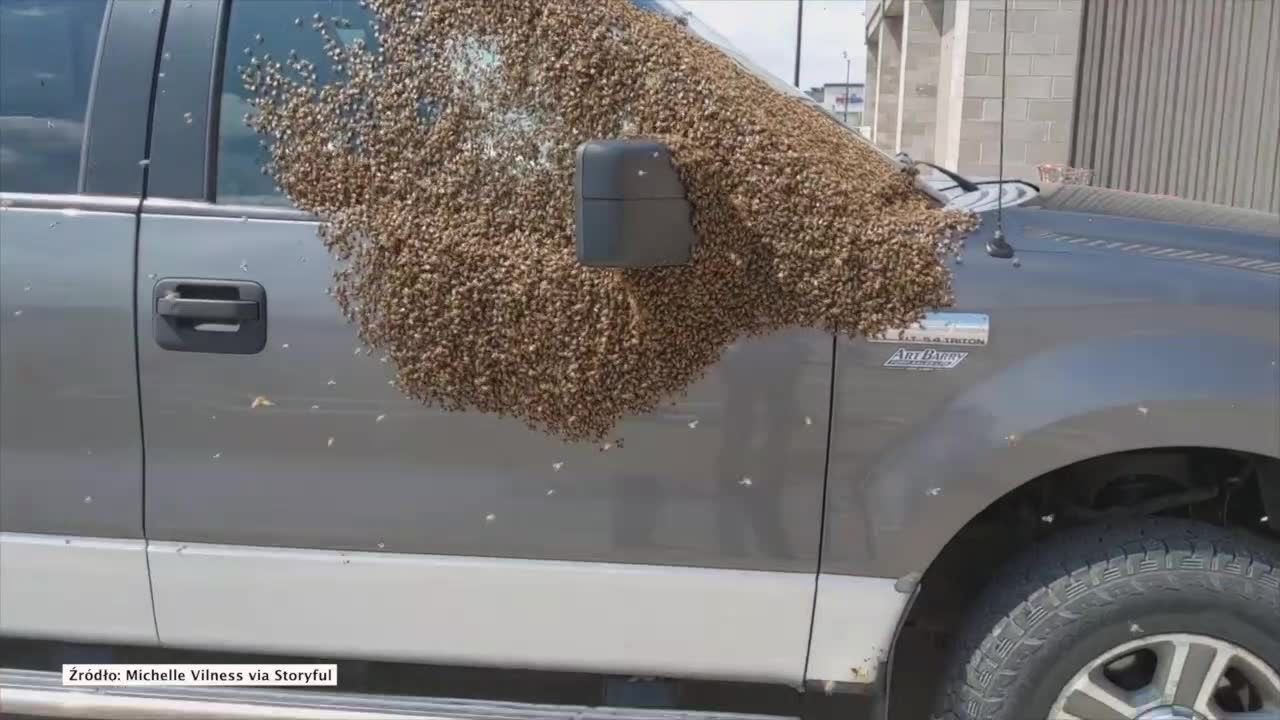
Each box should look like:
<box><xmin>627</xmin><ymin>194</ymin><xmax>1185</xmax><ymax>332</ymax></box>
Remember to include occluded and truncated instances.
<box><xmin>0</xmin><ymin>0</ymin><xmax>163</xmax><ymax>645</ymax></box>
<box><xmin>1</xmin><ymin>200</ymin><xmax>142</xmax><ymax>537</ymax></box>
<box><xmin>0</xmin><ymin>0</ymin><xmax>162</xmax><ymax>540</ymax></box>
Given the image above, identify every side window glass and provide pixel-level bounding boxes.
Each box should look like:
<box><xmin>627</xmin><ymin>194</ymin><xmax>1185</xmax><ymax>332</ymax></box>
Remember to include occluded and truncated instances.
<box><xmin>0</xmin><ymin>0</ymin><xmax>108</xmax><ymax>195</ymax></box>
<box><xmin>215</xmin><ymin>0</ymin><xmax>373</xmax><ymax>206</ymax></box>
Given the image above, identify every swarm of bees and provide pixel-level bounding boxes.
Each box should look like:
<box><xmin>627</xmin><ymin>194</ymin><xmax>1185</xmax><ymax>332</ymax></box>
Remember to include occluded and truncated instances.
<box><xmin>244</xmin><ymin>0</ymin><xmax>976</xmax><ymax>441</ymax></box>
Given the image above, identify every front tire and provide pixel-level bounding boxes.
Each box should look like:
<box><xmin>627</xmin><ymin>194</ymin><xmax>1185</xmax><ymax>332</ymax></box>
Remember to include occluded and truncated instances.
<box><xmin>932</xmin><ymin>518</ymin><xmax>1280</xmax><ymax>720</ymax></box>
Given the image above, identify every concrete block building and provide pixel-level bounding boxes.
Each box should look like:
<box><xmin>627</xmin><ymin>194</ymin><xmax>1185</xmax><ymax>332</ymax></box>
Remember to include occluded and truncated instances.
<box><xmin>864</xmin><ymin>0</ymin><xmax>1279</xmax><ymax>213</ymax></box>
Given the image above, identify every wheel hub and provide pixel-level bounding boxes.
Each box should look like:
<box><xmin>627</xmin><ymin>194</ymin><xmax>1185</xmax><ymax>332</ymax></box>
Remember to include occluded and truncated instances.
<box><xmin>1049</xmin><ymin>633</ymin><xmax>1280</xmax><ymax>720</ymax></box>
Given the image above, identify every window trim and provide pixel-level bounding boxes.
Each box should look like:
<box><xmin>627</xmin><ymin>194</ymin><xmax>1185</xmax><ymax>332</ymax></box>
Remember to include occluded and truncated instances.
<box><xmin>141</xmin><ymin>196</ymin><xmax>314</xmax><ymax>222</ymax></box>
<box><xmin>81</xmin><ymin>0</ymin><xmax>167</xmax><ymax>197</ymax></box>
<box><xmin>145</xmin><ymin>0</ymin><xmax>225</xmax><ymax>202</ymax></box>
<box><xmin>203</xmin><ymin>0</ymin><xmax>233</xmax><ymax>202</ymax></box>
<box><xmin>74</xmin><ymin>0</ymin><xmax>113</xmax><ymax>194</ymax></box>
<box><xmin>0</xmin><ymin>192</ymin><xmax>139</xmax><ymax>213</ymax></box>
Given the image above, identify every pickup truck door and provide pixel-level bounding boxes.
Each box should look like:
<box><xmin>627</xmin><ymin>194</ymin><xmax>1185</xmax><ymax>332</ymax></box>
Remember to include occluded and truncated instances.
<box><xmin>137</xmin><ymin>0</ymin><xmax>839</xmax><ymax>685</ymax></box>
<box><xmin>0</xmin><ymin>0</ymin><xmax>163</xmax><ymax>645</ymax></box>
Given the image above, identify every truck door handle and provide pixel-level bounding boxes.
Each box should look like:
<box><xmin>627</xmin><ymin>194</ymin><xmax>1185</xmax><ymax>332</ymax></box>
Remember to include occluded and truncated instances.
<box><xmin>153</xmin><ymin>278</ymin><xmax>267</xmax><ymax>354</ymax></box>
<box><xmin>156</xmin><ymin>296</ymin><xmax>259</xmax><ymax>321</ymax></box>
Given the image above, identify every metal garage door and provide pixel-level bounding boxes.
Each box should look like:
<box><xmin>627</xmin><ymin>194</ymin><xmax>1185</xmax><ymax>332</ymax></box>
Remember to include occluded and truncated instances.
<box><xmin>1072</xmin><ymin>0</ymin><xmax>1279</xmax><ymax>213</ymax></box>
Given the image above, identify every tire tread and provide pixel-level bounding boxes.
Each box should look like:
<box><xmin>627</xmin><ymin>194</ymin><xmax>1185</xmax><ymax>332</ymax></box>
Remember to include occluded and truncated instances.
<box><xmin>932</xmin><ymin>518</ymin><xmax>1280</xmax><ymax>720</ymax></box>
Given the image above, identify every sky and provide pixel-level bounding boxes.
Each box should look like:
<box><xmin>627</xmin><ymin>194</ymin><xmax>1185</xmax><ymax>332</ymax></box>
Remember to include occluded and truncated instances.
<box><xmin>681</xmin><ymin>0</ymin><xmax>867</xmax><ymax>91</ymax></box>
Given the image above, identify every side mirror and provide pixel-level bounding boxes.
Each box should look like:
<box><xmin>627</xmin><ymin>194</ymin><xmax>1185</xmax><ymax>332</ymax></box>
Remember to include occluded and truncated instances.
<box><xmin>574</xmin><ymin>139</ymin><xmax>695</xmax><ymax>267</ymax></box>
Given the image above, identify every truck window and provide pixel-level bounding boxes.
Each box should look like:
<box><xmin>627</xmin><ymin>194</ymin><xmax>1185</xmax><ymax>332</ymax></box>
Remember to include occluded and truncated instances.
<box><xmin>0</xmin><ymin>0</ymin><xmax>108</xmax><ymax>195</ymax></box>
<box><xmin>215</xmin><ymin>0</ymin><xmax>374</xmax><ymax>206</ymax></box>
<box><xmin>212</xmin><ymin>0</ymin><xmax>863</xmax><ymax>207</ymax></box>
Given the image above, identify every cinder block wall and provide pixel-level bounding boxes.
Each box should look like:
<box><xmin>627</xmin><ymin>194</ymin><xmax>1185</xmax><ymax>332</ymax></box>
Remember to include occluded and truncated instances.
<box><xmin>865</xmin><ymin>41</ymin><xmax>879</xmax><ymax>134</ymax></box>
<box><xmin>898</xmin><ymin>0</ymin><xmax>945</xmax><ymax>162</ymax></box>
<box><xmin>873</xmin><ymin>15</ymin><xmax>904</xmax><ymax>152</ymax></box>
<box><xmin>868</xmin><ymin>0</ymin><xmax>1084</xmax><ymax>181</ymax></box>
<box><xmin>955</xmin><ymin>0</ymin><xmax>1083</xmax><ymax>180</ymax></box>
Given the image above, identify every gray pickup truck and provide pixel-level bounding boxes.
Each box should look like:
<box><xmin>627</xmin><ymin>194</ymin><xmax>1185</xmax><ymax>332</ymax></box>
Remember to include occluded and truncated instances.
<box><xmin>1</xmin><ymin>1</ymin><xmax>1278</xmax><ymax>719</ymax></box>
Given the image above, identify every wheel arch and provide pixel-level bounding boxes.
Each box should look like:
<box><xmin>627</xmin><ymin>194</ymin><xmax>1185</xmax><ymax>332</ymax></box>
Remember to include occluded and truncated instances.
<box><xmin>881</xmin><ymin>444</ymin><xmax>1280</xmax><ymax>718</ymax></box>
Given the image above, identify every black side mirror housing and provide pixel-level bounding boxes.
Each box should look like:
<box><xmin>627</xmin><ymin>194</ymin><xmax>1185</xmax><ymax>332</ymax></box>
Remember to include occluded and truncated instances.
<box><xmin>574</xmin><ymin>139</ymin><xmax>695</xmax><ymax>267</ymax></box>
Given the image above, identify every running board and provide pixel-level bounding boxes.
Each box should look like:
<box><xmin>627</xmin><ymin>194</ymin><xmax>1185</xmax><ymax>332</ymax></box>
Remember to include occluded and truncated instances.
<box><xmin>0</xmin><ymin>669</ymin><xmax>797</xmax><ymax>720</ymax></box>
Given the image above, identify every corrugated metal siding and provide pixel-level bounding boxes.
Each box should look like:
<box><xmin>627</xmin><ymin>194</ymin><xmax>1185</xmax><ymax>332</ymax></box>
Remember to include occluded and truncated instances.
<box><xmin>1073</xmin><ymin>0</ymin><xmax>1279</xmax><ymax>213</ymax></box>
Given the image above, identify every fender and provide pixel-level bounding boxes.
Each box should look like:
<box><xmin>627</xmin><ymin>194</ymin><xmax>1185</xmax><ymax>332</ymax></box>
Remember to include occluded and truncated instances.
<box><xmin>820</xmin><ymin>330</ymin><xmax>1280</xmax><ymax>579</ymax></box>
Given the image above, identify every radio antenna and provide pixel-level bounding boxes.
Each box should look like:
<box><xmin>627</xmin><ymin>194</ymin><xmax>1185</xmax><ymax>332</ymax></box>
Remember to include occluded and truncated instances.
<box><xmin>986</xmin><ymin>0</ymin><xmax>1015</xmax><ymax>258</ymax></box>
